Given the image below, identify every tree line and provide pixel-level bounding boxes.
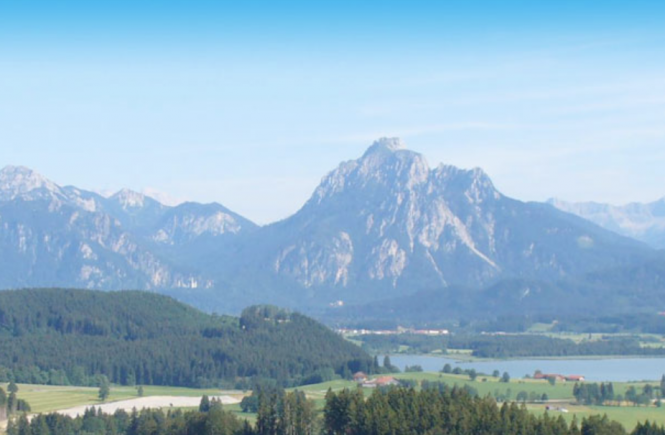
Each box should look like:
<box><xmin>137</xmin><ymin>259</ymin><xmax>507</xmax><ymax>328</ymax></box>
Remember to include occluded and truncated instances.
<box><xmin>358</xmin><ymin>332</ymin><xmax>665</xmax><ymax>358</ymax></box>
<box><xmin>11</xmin><ymin>384</ymin><xmax>665</xmax><ymax>435</ymax></box>
<box><xmin>575</xmin><ymin>379</ymin><xmax>665</xmax><ymax>407</ymax></box>
<box><xmin>10</xmin><ymin>385</ymin><xmax>665</xmax><ymax>435</ymax></box>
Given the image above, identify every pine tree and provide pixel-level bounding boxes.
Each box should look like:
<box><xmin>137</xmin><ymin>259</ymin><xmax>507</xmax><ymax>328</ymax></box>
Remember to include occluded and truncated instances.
<box><xmin>383</xmin><ymin>356</ymin><xmax>394</xmax><ymax>373</ymax></box>
<box><xmin>16</xmin><ymin>413</ymin><xmax>31</xmax><ymax>435</ymax></box>
<box><xmin>98</xmin><ymin>383</ymin><xmax>110</xmax><ymax>401</ymax></box>
<box><xmin>607</xmin><ymin>382</ymin><xmax>615</xmax><ymax>402</ymax></box>
<box><xmin>8</xmin><ymin>381</ymin><xmax>18</xmax><ymax>394</ymax></box>
<box><xmin>6</xmin><ymin>415</ymin><xmax>18</xmax><ymax>435</ymax></box>
<box><xmin>7</xmin><ymin>392</ymin><xmax>17</xmax><ymax>414</ymax></box>
<box><xmin>199</xmin><ymin>395</ymin><xmax>211</xmax><ymax>412</ymax></box>
<box><xmin>0</xmin><ymin>387</ymin><xmax>7</xmax><ymax>420</ymax></box>
<box><xmin>30</xmin><ymin>415</ymin><xmax>49</xmax><ymax>435</ymax></box>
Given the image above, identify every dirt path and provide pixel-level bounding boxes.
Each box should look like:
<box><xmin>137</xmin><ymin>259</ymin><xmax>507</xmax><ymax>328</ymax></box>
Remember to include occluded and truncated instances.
<box><xmin>52</xmin><ymin>395</ymin><xmax>241</xmax><ymax>418</ymax></box>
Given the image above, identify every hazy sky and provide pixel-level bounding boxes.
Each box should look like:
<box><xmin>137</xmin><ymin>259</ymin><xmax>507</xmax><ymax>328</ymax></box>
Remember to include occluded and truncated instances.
<box><xmin>2</xmin><ymin>1</ymin><xmax>665</xmax><ymax>224</ymax></box>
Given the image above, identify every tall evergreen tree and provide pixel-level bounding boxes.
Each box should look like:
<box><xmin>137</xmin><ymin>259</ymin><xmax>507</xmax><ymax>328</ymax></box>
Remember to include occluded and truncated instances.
<box><xmin>98</xmin><ymin>383</ymin><xmax>110</xmax><ymax>401</ymax></box>
<box><xmin>200</xmin><ymin>395</ymin><xmax>211</xmax><ymax>413</ymax></box>
<box><xmin>8</xmin><ymin>381</ymin><xmax>18</xmax><ymax>394</ymax></box>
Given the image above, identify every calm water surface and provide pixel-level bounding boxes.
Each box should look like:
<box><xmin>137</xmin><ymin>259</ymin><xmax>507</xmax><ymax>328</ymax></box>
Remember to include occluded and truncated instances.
<box><xmin>384</xmin><ymin>354</ymin><xmax>665</xmax><ymax>382</ymax></box>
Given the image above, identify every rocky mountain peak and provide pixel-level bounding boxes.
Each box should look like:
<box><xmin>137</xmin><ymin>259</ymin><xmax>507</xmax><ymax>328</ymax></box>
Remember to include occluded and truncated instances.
<box><xmin>362</xmin><ymin>137</ymin><xmax>405</xmax><ymax>157</ymax></box>
<box><xmin>0</xmin><ymin>165</ymin><xmax>61</xmax><ymax>201</ymax></box>
<box><xmin>431</xmin><ymin>164</ymin><xmax>499</xmax><ymax>201</ymax></box>
<box><xmin>549</xmin><ymin>197</ymin><xmax>665</xmax><ymax>248</ymax></box>
<box><xmin>310</xmin><ymin>138</ymin><xmax>431</xmax><ymax>205</ymax></box>
<box><xmin>110</xmin><ymin>188</ymin><xmax>152</xmax><ymax>209</ymax></box>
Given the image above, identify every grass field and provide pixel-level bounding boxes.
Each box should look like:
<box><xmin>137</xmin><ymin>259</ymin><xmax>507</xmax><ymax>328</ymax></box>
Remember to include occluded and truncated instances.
<box><xmin>526</xmin><ymin>403</ymin><xmax>665</xmax><ymax>429</ymax></box>
<box><xmin>392</xmin><ymin>372</ymin><xmax>575</xmax><ymax>399</ymax></box>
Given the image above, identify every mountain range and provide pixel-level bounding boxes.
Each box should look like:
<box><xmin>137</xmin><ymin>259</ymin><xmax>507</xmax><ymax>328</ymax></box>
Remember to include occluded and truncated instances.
<box><xmin>549</xmin><ymin>198</ymin><xmax>665</xmax><ymax>249</ymax></box>
<box><xmin>1</xmin><ymin>138</ymin><xmax>663</xmax><ymax>320</ymax></box>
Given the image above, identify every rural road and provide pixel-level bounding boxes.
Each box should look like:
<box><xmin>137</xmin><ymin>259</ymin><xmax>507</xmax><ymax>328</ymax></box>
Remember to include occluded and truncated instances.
<box><xmin>51</xmin><ymin>395</ymin><xmax>241</xmax><ymax>418</ymax></box>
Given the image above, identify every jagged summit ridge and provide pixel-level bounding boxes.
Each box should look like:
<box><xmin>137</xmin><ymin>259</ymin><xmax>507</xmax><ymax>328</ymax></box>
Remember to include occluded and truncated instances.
<box><xmin>110</xmin><ymin>188</ymin><xmax>150</xmax><ymax>209</ymax></box>
<box><xmin>0</xmin><ymin>165</ymin><xmax>62</xmax><ymax>201</ymax></box>
<box><xmin>270</xmin><ymin>138</ymin><xmax>521</xmax><ymax>295</ymax></box>
<box><xmin>311</xmin><ymin>138</ymin><xmax>431</xmax><ymax>205</ymax></box>
<box><xmin>362</xmin><ymin>137</ymin><xmax>406</xmax><ymax>156</ymax></box>
<box><xmin>311</xmin><ymin>138</ymin><xmax>497</xmax><ymax>206</ymax></box>
<box><xmin>549</xmin><ymin>197</ymin><xmax>665</xmax><ymax>248</ymax></box>
<box><xmin>0</xmin><ymin>165</ymin><xmax>257</xmax><ymax>292</ymax></box>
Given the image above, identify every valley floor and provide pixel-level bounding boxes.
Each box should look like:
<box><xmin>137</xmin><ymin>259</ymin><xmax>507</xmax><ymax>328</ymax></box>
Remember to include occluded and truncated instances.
<box><xmin>5</xmin><ymin>373</ymin><xmax>665</xmax><ymax>432</ymax></box>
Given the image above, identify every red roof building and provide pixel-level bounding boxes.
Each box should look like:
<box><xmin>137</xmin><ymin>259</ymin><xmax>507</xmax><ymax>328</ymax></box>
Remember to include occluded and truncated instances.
<box><xmin>353</xmin><ymin>372</ymin><xmax>368</xmax><ymax>382</ymax></box>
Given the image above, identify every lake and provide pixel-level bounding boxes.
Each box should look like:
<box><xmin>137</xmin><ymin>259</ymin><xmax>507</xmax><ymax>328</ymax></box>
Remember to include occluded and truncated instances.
<box><xmin>383</xmin><ymin>354</ymin><xmax>665</xmax><ymax>382</ymax></box>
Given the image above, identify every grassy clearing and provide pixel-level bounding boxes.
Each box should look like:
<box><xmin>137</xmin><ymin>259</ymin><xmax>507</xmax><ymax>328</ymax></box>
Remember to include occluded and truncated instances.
<box><xmin>286</xmin><ymin>372</ymin><xmax>665</xmax><ymax>403</ymax></box>
<box><xmin>289</xmin><ymin>372</ymin><xmax>574</xmax><ymax>401</ymax></box>
<box><xmin>527</xmin><ymin>323</ymin><xmax>556</xmax><ymax>333</ymax></box>
<box><xmin>343</xmin><ymin>338</ymin><xmax>364</xmax><ymax>347</ymax></box>
<box><xmin>288</xmin><ymin>379</ymin><xmax>356</xmax><ymax>401</ymax></box>
<box><xmin>526</xmin><ymin>403</ymin><xmax>665</xmax><ymax>429</ymax></box>
<box><xmin>393</xmin><ymin>372</ymin><xmax>574</xmax><ymax>400</ymax></box>
<box><xmin>225</xmin><ymin>403</ymin><xmax>257</xmax><ymax>424</ymax></box>
<box><xmin>6</xmin><ymin>384</ymin><xmax>135</xmax><ymax>414</ymax></box>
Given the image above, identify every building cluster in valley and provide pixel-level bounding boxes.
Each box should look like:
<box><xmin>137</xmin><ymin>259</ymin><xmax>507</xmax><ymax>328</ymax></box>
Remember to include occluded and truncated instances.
<box><xmin>534</xmin><ymin>372</ymin><xmax>585</xmax><ymax>382</ymax></box>
<box><xmin>352</xmin><ymin>372</ymin><xmax>400</xmax><ymax>388</ymax></box>
<box><xmin>336</xmin><ymin>327</ymin><xmax>450</xmax><ymax>336</ymax></box>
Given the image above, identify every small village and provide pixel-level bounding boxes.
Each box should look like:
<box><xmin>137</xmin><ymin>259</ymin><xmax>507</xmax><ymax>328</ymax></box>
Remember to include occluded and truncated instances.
<box><xmin>352</xmin><ymin>372</ymin><xmax>401</xmax><ymax>388</ymax></box>
<box><xmin>533</xmin><ymin>372</ymin><xmax>586</xmax><ymax>382</ymax></box>
<box><xmin>336</xmin><ymin>327</ymin><xmax>450</xmax><ymax>336</ymax></box>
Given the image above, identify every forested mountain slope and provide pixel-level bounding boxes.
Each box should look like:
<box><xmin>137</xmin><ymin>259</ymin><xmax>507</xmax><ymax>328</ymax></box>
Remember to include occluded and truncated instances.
<box><xmin>0</xmin><ymin>289</ymin><xmax>373</xmax><ymax>387</ymax></box>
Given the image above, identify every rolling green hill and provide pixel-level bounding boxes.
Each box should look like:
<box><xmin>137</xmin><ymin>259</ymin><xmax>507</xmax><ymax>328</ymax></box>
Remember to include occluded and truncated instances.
<box><xmin>0</xmin><ymin>289</ymin><xmax>373</xmax><ymax>388</ymax></box>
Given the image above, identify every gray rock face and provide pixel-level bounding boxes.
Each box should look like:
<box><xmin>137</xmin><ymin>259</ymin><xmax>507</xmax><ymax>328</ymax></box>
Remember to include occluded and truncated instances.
<box><xmin>0</xmin><ymin>167</ymin><xmax>257</xmax><ymax>291</ymax></box>
<box><xmin>0</xmin><ymin>166</ymin><xmax>61</xmax><ymax>201</ymax></box>
<box><xmin>549</xmin><ymin>198</ymin><xmax>665</xmax><ymax>249</ymax></box>
<box><xmin>241</xmin><ymin>138</ymin><xmax>651</xmax><ymax>305</ymax></box>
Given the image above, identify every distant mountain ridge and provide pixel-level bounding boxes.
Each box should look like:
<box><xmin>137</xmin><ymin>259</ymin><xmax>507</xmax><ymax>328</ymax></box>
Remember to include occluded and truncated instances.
<box><xmin>549</xmin><ymin>198</ymin><xmax>665</xmax><ymax>249</ymax></box>
<box><xmin>0</xmin><ymin>165</ymin><xmax>256</xmax><ymax>291</ymax></box>
<box><xmin>0</xmin><ymin>139</ymin><xmax>663</xmax><ymax>320</ymax></box>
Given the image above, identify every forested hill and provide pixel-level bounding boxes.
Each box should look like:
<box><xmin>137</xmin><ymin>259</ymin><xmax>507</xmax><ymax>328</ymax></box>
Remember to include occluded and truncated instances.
<box><xmin>0</xmin><ymin>289</ymin><xmax>373</xmax><ymax>388</ymax></box>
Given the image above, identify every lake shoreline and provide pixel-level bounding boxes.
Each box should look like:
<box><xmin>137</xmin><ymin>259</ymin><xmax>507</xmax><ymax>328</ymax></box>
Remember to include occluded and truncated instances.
<box><xmin>380</xmin><ymin>354</ymin><xmax>665</xmax><ymax>382</ymax></box>
<box><xmin>380</xmin><ymin>353</ymin><xmax>665</xmax><ymax>363</ymax></box>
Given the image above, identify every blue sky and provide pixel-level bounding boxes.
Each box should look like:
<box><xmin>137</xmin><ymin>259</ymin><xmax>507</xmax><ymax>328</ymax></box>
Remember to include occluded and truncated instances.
<box><xmin>1</xmin><ymin>1</ymin><xmax>665</xmax><ymax>223</ymax></box>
